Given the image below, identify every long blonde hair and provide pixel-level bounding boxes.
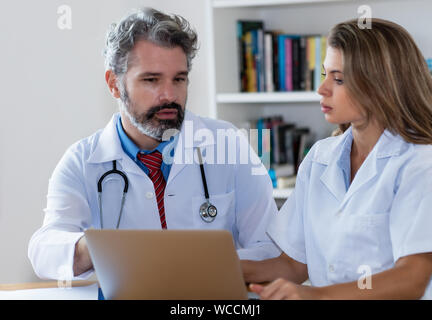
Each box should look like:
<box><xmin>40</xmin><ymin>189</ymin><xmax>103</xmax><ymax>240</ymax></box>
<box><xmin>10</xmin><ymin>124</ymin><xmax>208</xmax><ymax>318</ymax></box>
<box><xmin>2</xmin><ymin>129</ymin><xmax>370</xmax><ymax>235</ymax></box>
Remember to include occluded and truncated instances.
<box><xmin>328</xmin><ymin>18</ymin><xmax>432</xmax><ymax>144</ymax></box>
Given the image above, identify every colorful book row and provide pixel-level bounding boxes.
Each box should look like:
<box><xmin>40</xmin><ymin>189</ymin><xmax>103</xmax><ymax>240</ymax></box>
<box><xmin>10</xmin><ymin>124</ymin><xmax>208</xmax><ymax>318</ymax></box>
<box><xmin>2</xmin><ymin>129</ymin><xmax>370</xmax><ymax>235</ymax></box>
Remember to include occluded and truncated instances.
<box><xmin>237</xmin><ymin>20</ymin><xmax>327</xmax><ymax>93</ymax></box>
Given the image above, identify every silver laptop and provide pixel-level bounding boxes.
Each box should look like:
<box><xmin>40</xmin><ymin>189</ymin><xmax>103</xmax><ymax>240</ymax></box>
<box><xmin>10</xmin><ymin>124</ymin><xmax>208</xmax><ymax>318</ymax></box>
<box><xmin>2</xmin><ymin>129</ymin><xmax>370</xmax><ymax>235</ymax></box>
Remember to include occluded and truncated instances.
<box><xmin>85</xmin><ymin>229</ymin><xmax>249</xmax><ymax>300</ymax></box>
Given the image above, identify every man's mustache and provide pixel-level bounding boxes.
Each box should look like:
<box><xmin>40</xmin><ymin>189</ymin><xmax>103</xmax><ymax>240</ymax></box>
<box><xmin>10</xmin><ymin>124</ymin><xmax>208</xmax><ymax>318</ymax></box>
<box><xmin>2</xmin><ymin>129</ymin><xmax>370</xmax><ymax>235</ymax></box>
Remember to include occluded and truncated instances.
<box><xmin>146</xmin><ymin>103</ymin><xmax>183</xmax><ymax>119</ymax></box>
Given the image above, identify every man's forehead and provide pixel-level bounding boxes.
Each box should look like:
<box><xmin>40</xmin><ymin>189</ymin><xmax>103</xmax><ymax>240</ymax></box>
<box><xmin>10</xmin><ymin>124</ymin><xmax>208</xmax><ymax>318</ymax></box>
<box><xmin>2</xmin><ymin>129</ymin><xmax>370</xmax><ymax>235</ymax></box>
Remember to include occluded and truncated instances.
<box><xmin>127</xmin><ymin>41</ymin><xmax>188</xmax><ymax>73</ymax></box>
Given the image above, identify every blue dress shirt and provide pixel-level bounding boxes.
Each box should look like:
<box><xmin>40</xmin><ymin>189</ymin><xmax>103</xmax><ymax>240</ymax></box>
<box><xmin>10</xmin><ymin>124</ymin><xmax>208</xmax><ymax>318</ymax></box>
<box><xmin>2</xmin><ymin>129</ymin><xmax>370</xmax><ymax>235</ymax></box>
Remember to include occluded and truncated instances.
<box><xmin>116</xmin><ymin>116</ymin><xmax>176</xmax><ymax>181</ymax></box>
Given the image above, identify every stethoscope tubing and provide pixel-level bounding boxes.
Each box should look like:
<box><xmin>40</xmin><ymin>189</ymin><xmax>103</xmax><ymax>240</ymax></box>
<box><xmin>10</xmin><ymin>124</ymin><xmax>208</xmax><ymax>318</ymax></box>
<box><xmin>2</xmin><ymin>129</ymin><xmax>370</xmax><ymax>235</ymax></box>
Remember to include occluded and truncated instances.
<box><xmin>97</xmin><ymin>148</ymin><xmax>217</xmax><ymax>228</ymax></box>
<box><xmin>97</xmin><ymin>160</ymin><xmax>129</xmax><ymax>229</ymax></box>
<box><xmin>196</xmin><ymin>147</ymin><xmax>210</xmax><ymax>200</ymax></box>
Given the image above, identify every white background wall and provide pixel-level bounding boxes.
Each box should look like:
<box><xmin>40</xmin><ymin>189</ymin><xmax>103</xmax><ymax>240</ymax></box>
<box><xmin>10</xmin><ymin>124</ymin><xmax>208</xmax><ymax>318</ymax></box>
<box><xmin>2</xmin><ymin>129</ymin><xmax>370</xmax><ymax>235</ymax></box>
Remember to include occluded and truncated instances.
<box><xmin>0</xmin><ymin>0</ymin><xmax>209</xmax><ymax>284</ymax></box>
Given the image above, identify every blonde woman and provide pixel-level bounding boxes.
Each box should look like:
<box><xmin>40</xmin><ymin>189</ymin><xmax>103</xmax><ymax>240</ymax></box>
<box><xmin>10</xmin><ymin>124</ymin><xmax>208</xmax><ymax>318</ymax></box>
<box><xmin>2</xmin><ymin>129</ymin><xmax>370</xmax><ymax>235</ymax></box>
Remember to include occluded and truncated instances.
<box><xmin>242</xmin><ymin>18</ymin><xmax>432</xmax><ymax>299</ymax></box>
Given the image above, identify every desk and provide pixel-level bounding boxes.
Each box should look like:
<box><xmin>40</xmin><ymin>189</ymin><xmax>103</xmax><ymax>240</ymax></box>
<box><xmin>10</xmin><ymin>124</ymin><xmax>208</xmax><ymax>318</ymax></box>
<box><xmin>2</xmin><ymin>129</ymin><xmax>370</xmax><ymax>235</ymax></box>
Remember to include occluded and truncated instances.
<box><xmin>0</xmin><ymin>281</ymin><xmax>99</xmax><ymax>300</ymax></box>
<box><xmin>0</xmin><ymin>280</ymin><xmax>97</xmax><ymax>291</ymax></box>
<box><xmin>0</xmin><ymin>281</ymin><xmax>258</xmax><ymax>299</ymax></box>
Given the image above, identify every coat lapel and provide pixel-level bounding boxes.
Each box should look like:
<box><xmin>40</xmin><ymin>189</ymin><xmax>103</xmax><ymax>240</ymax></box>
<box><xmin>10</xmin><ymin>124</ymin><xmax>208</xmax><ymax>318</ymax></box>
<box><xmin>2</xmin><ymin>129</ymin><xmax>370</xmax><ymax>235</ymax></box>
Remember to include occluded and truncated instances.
<box><xmin>339</xmin><ymin>129</ymin><xmax>404</xmax><ymax>209</ymax></box>
<box><xmin>86</xmin><ymin>113</ymin><xmax>146</xmax><ymax>177</ymax></box>
<box><xmin>320</xmin><ymin>160</ymin><xmax>347</xmax><ymax>202</ymax></box>
<box><xmin>340</xmin><ymin>147</ymin><xmax>378</xmax><ymax>208</ymax></box>
<box><xmin>316</xmin><ymin>128</ymin><xmax>352</xmax><ymax>202</ymax></box>
<box><xmin>167</xmin><ymin>111</ymin><xmax>215</xmax><ymax>185</ymax></box>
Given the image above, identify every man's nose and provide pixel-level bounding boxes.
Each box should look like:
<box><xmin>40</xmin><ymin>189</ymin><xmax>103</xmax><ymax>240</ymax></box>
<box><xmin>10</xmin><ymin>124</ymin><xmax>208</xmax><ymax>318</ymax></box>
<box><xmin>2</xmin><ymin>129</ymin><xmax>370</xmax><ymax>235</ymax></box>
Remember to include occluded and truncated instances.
<box><xmin>158</xmin><ymin>82</ymin><xmax>177</xmax><ymax>104</ymax></box>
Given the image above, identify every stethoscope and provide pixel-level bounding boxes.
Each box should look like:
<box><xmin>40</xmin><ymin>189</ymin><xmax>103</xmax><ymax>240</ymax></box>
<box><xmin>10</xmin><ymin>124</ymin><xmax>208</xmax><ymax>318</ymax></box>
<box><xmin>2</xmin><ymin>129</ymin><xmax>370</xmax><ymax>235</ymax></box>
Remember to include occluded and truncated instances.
<box><xmin>97</xmin><ymin>160</ymin><xmax>128</xmax><ymax>229</ymax></box>
<box><xmin>97</xmin><ymin>147</ymin><xmax>217</xmax><ymax>228</ymax></box>
<box><xmin>196</xmin><ymin>147</ymin><xmax>218</xmax><ymax>223</ymax></box>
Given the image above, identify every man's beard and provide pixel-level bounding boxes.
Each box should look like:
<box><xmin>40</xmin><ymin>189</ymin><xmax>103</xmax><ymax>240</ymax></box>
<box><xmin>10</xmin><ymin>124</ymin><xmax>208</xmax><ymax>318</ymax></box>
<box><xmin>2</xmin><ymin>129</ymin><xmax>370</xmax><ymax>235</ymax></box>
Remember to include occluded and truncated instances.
<box><xmin>118</xmin><ymin>88</ymin><xmax>185</xmax><ymax>141</ymax></box>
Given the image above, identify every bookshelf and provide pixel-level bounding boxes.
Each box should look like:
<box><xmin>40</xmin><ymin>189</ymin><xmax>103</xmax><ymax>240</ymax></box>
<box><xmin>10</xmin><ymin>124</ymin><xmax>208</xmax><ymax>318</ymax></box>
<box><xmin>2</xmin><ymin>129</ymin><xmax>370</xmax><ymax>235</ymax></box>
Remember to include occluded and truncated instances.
<box><xmin>212</xmin><ymin>0</ymin><xmax>348</xmax><ymax>8</ymax></box>
<box><xmin>217</xmin><ymin>92</ymin><xmax>321</xmax><ymax>103</ymax></box>
<box><xmin>272</xmin><ymin>187</ymin><xmax>293</xmax><ymax>199</ymax></box>
<box><xmin>205</xmin><ymin>0</ymin><xmax>432</xmax><ymax>199</ymax></box>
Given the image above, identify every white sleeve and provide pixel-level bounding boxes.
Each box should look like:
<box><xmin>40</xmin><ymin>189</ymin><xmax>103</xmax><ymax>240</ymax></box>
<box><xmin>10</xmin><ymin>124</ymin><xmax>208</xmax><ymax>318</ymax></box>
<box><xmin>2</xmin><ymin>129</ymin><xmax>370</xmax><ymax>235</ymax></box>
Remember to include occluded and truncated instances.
<box><xmin>390</xmin><ymin>158</ymin><xmax>432</xmax><ymax>262</ymax></box>
<box><xmin>234</xmin><ymin>133</ymin><xmax>281</xmax><ymax>260</ymax></box>
<box><xmin>28</xmin><ymin>145</ymin><xmax>94</xmax><ymax>280</ymax></box>
<box><xmin>266</xmin><ymin>170</ymin><xmax>307</xmax><ymax>264</ymax></box>
<box><xmin>266</xmin><ymin>144</ymin><xmax>315</xmax><ymax>265</ymax></box>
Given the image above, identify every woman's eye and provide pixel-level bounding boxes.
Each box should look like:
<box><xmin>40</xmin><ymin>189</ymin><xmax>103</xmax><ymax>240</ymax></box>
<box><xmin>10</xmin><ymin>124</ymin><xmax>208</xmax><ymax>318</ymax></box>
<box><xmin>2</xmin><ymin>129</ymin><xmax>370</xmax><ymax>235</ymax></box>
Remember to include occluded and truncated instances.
<box><xmin>334</xmin><ymin>79</ymin><xmax>344</xmax><ymax>85</ymax></box>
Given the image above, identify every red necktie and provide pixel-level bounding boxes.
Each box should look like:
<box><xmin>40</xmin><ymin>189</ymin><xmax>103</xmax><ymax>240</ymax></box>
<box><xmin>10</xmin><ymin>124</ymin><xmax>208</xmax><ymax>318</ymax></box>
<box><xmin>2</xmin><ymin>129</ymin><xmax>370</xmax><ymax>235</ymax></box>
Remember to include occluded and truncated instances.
<box><xmin>137</xmin><ymin>151</ymin><xmax>167</xmax><ymax>229</ymax></box>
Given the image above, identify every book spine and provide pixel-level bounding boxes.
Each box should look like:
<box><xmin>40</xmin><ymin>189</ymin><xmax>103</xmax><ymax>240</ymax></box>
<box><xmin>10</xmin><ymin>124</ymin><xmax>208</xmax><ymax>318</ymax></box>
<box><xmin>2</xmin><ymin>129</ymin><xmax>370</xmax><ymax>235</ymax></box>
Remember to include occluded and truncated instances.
<box><xmin>257</xmin><ymin>29</ymin><xmax>265</xmax><ymax>92</ymax></box>
<box><xmin>321</xmin><ymin>36</ymin><xmax>327</xmax><ymax>85</ymax></box>
<box><xmin>314</xmin><ymin>36</ymin><xmax>321</xmax><ymax>91</ymax></box>
<box><xmin>278</xmin><ymin>35</ymin><xmax>286</xmax><ymax>91</ymax></box>
<box><xmin>272</xmin><ymin>33</ymin><xmax>280</xmax><ymax>91</ymax></box>
<box><xmin>285</xmin><ymin>37</ymin><xmax>293</xmax><ymax>92</ymax></box>
<box><xmin>299</xmin><ymin>36</ymin><xmax>307</xmax><ymax>91</ymax></box>
<box><xmin>237</xmin><ymin>21</ymin><xmax>245</xmax><ymax>92</ymax></box>
<box><xmin>264</xmin><ymin>33</ymin><xmax>274</xmax><ymax>92</ymax></box>
<box><xmin>244</xmin><ymin>31</ymin><xmax>255</xmax><ymax>92</ymax></box>
<box><xmin>252</xmin><ymin>30</ymin><xmax>259</xmax><ymax>92</ymax></box>
<box><xmin>292</xmin><ymin>37</ymin><xmax>300</xmax><ymax>91</ymax></box>
<box><xmin>307</xmin><ymin>36</ymin><xmax>316</xmax><ymax>91</ymax></box>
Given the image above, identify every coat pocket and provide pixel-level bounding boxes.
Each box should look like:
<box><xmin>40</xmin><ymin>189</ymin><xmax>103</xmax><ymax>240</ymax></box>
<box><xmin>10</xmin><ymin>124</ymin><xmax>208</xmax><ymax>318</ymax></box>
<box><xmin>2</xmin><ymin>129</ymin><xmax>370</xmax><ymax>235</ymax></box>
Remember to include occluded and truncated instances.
<box><xmin>191</xmin><ymin>190</ymin><xmax>236</xmax><ymax>230</ymax></box>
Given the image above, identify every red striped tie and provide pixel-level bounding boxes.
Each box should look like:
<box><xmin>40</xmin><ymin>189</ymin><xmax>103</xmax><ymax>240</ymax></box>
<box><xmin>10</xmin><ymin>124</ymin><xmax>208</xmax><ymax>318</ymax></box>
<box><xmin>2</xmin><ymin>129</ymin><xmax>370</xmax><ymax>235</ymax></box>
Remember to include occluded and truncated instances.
<box><xmin>137</xmin><ymin>151</ymin><xmax>167</xmax><ymax>229</ymax></box>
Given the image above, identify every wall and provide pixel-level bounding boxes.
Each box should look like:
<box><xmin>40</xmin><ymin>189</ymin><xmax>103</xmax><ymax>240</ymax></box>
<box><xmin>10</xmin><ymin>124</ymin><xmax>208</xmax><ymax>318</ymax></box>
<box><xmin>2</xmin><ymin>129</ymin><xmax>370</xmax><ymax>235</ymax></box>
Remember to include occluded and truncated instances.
<box><xmin>0</xmin><ymin>0</ymin><xmax>209</xmax><ymax>284</ymax></box>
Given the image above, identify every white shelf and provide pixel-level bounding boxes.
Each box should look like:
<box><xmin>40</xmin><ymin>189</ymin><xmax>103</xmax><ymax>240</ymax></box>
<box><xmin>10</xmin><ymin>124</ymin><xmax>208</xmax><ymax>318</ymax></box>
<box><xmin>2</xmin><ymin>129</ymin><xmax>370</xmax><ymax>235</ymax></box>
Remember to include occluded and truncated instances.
<box><xmin>213</xmin><ymin>0</ymin><xmax>348</xmax><ymax>8</ymax></box>
<box><xmin>216</xmin><ymin>92</ymin><xmax>321</xmax><ymax>104</ymax></box>
<box><xmin>272</xmin><ymin>188</ymin><xmax>293</xmax><ymax>199</ymax></box>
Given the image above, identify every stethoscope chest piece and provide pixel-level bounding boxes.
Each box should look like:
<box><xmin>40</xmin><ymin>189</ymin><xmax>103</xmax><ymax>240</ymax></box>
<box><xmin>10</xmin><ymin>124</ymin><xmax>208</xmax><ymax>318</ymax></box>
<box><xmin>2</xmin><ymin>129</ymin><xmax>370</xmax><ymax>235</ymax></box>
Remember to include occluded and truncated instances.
<box><xmin>199</xmin><ymin>200</ymin><xmax>218</xmax><ymax>223</ymax></box>
<box><xmin>196</xmin><ymin>147</ymin><xmax>218</xmax><ymax>223</ymax></box>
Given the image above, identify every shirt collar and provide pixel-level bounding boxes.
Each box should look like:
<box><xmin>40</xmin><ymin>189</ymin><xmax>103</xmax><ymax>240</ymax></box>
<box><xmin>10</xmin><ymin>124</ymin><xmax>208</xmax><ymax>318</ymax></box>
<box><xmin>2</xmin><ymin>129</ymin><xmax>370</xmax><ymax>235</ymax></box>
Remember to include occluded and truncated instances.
<box><xmin>116</xmin><ymin>116</ymin><xmax>174</xmax><ymax>160</ymax></box>
<box><xmin>313</xmin><ymin>125</ymin><xmax>407</xmax><ymax>166</ymax></box>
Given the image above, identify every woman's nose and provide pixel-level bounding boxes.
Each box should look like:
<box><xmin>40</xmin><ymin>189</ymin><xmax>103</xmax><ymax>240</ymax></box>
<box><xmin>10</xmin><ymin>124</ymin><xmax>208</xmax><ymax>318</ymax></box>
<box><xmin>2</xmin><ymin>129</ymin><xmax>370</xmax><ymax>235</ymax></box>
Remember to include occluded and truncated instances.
<box><xmin>317</xmin><ymin>78</ymin><xmax>331</xmax><ymax>97</ymax></box>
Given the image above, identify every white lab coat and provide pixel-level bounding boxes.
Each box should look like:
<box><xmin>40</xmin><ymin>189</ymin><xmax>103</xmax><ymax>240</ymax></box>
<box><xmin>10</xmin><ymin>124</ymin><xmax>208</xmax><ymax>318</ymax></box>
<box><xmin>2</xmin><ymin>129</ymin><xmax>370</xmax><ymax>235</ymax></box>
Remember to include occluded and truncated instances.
<box><xmin>268</xmin><ymin>126</ymin><xmax>432</xmax><ymax>299</ymax></box>
<box><xmin>28</xmin><ymin>111</ymin><xmax>280</xmax><ymax>280</ymax></box>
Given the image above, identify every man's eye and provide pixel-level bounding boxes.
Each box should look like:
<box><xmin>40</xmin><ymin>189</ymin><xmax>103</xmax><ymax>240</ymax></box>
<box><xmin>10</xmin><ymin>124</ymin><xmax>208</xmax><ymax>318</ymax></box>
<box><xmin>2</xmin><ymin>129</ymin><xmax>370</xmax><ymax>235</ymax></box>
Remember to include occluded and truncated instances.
<box><xmin>175</xmin><ymin>77</ymin><xmax>186</xmax><ymax>82</ymax></box>
<box><xmin>143</xmin><ymin>78</ymin><xmax>157</xmax><ymax>82</ymax></box>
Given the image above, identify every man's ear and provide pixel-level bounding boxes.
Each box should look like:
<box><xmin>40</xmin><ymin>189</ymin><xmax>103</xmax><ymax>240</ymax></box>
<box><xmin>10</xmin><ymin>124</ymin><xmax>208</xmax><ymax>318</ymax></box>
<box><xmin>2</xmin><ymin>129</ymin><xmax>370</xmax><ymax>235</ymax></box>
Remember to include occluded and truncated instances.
<box><xmin>105</xmin><ymin>70</ymin><xmax>121</xmax><ymax>99</ymax></box>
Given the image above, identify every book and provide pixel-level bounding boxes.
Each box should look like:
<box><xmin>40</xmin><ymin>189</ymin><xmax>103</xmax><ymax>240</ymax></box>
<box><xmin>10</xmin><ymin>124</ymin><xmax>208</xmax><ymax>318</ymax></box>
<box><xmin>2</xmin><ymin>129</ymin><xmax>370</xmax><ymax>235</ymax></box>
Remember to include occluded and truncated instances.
<box><xmin>264</xmin><ymin>32</ymin><xmax>275</xmax><ymax>92</ymax></box>
<box><xmin>306</xmin><ymin>35</ymin><xmax>316</xmax><ymax>91</ymax></box>
<box><xmin>299</xmin><ymin>36</ymin><xmax>307</xmax><ymax>91</ymax></box>
<box><xmin>244</xmin><ymin>31</ymin><xmax>257</xmax><ymax>92</ymax></box>
<box><xmin>237</xmin><ymin>20</ymin><xmax>264</xmax><ymax>92</ymax></box>
<box><xmin>285</xmin><ymin>37</ymin><xmax>293</xmax><ymax>91</ymax></box>
<box><xmin>314</xmin><ymin>36</ymin><xmax>322</xmax><ymax>91</ymax></box>
<box><xmin>268</xmin><ymin>116</ymin><xmax>283</xmax><ymax>164</ymax></box>
<box><xmin>276</xmin><ymin>123</ymin><xmax>296</xmax><ymax>165</ymax></box>
<box><xmin>291</xmin><ymin>36</ymin><xmax>300</xmax><ymax>90</ymax></box>
<box><xmin>283</xmin><ymin>124</ymin><xmax>296</xmax><ymax>167</ymax></box>
<box><xmin>278</xmin><ymin>34</ymin><xmax>287</xmax><ymax>91</ymax></box>
<box><xmin>320</xmin><ymin>36</ymin><xmax>327</xmax><ymax>85</ymax></box>
<box><xmin>256</xmin><ymin>29</ymin><xmax>265</xmax><ymax>92</ymax></box>
<box><xmin>271</xmin><ymin>31</ymin><xmax>282</xmax><ymax>91</ymax></box>
<box><xmin>292</xmin><ymin>127</ymin><xmax>310</xmax><ymax>173</ymax></box>
<box><xmin>273</xmin><ymin>164</ymin><xmax>295</xmax><ymax>178</ymax></box>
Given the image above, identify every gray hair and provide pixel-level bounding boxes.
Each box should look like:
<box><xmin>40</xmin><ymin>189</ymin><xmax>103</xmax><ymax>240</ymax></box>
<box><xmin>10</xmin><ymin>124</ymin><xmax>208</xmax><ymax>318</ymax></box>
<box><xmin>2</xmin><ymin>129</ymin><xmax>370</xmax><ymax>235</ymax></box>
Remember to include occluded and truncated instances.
<box><xmin>103</xmin><ymin>7</ymin><xmax>198</xmax><ymax>76</ymax></box>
